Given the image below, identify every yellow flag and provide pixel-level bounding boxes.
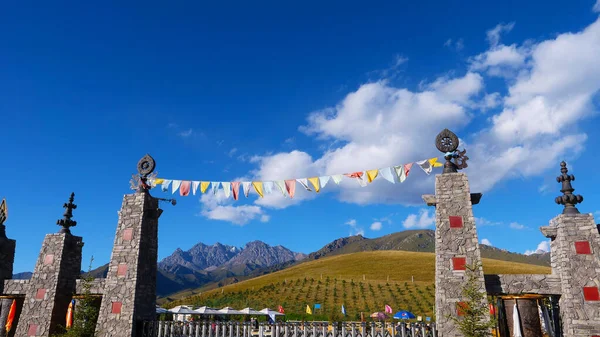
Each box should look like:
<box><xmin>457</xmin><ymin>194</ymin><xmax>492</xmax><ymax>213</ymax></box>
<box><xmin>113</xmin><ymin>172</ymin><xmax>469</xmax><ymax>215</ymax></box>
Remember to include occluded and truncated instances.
<box><xmin>153</xmin><ymin>178</ymin><xmax>165</xmax><ymax>185</ymax></box>
<box><xmin>252</xmin><ymin>182</ymin><xmax>264</xmax><ymax>198</ymax></box>
<box><xmin>428</xmin><ymin>157</ymin><xmax>443</xmax><ymax>167</ymax></box>
<box><xmin>306</xmin><ymin>305</ymin><xmax>312</xmax><ymax>315</ymax></box>
<box><xmin>366</xmin><ymin>169</ymin><xmax>379</xmax><ymax>183</ymax></box>
<box><xmin>308</xmin><ymin>177</ymin><xmax>320</xmax><ymax>193</ymax></box>
<box><xmin>200</xmin><ymin>182</ymin><xmax>210</xmax><ymax>193</ymax></box>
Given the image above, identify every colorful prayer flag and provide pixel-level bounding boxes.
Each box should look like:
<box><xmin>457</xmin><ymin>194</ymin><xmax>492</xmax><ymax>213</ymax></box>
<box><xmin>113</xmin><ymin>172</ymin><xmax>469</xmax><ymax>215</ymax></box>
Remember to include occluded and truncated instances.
<box><xmin>306</xmin><ymin>305</ymin><xmax>312</xmax><ymax>315</ymax></box>
<box><xmin>341</xmin><ymin>305</ymin><xmax>346</xmax><ymax>316</ymax></box>
<box><xmin>285</xmin><ymin>180</ymin><xmax>296</xmax><ymax>198</ymax></box>
<box><xmin>308</xmin><ymin>177</ymin><xmax>320</xmax><ymax>192</ymax></box>
<box><xmin>5</xmin><ymin>299</ymin><xmax>16</xmax><ymax>332</ymax></box>
<box><xmin>179</xmin><ymin>181</ymin><xmax>191</xmax><ymax>196</ymax></box>
<box><xmin>200</xmin><ymin>181</ymin><xmax>210</xmax><ymax>194</ymax></box>
<box><xmin>385</xmin><ymin>305</ymin><xmax>392</xmax><ymax>314</ymax></box>
<box><xmin>252</xmin><ymin>181</ymin><xmax>264</xmax><ymax>198</ymax></box>
<box><xmin>66</xmin><ymin>299</ymin><xmax>75</xmax><ymax>329</ymax></box>
<box><xmin>278</xmin><ymin>305</ymin><xmax>285</xmax><ymax>314</ymax></box>
<box><xmin>366</xmin><ymin>169</ymin><xmax>379</xmax><ymax>183</ymax></box>
<box><xmin>231</xmin><ymin>182</ymin><xmax>240</xmax><ymax>200</ymax></box>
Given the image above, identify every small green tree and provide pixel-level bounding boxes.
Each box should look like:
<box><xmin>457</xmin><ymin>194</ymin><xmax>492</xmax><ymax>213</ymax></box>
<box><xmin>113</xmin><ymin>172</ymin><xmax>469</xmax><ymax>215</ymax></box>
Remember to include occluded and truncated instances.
<box><xmin>53</xmin><ymin>257</ymin><xmax>101</xmax><ymax>337</ymax></box>
<box><xmin>449</xmin><ymin>263</ymin><xmax>496</xmax><ymax>337</ymax></box>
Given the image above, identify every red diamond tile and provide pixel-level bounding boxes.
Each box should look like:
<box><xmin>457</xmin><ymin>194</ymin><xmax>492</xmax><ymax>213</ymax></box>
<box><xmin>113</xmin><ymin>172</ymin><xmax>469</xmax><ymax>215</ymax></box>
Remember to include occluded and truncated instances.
<box><xmin>28</xmin><ymin>324</ymin><xmax>38</xmax><ymax>336</ymax></box>
<box><xmin>111</xmin><ymin>301</ymin><xmax>122</xmax><ymax>314</ymax></box>
<box><xmin>583</xmin><ymin>287</ymin><xmax>600</xmax><ymax>301</ymax></box>
<box><xmin>575</xmin><ymin>241</ymin><xmax>592</xmax><ymax>255</ymax></box>
<box><xmin>452</xmin><ymin>257</ymin><xmax>466</xmax><ymax>271</ymax></box>
<box><xmin>117</xmin><ymin>264</ymin><xmax>128</xmax><ymax>277</ymax></box>
<box><xmin>449</xmin><ymin>216</ymin><xmax>463</xmax><ymax>228</ymax></box>
<box><xmin>43</xmin><ymin>254</ymin><xmax>54</xmax><ymax>265</ymax></box>
<box><xmin>35</xmin><ymin>288</ymin><xmax>46</xmax><ymax>300</ymax></box>
<box><xmin>122</xmin><ymin>228</ymin><xmax>133</xmax><ymax>241</ymax></box>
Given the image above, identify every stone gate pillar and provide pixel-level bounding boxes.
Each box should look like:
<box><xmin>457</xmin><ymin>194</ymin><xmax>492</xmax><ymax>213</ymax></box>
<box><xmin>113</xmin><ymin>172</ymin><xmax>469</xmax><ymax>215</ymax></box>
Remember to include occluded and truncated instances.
<box><xmin>423</xmin><ymin>129</ymin><xmax>488</xmax><ymax>337</ymax></box>
<box><xmin>0</xmin><ymin>198</ymin><xmax>16</xmax><ymax>337</ymax></box>
<box><xmin>540</xmin><ymin>162</ymin><xmax>600</xmax><ymax>337</ymax></box>
<box><xmin>14</xmin><ymin>193</ymin><xmax>83</xmax><ymax>337</ymax></box>
<box><xmin>95</xmin><ymin>155</ymin><xmax>162</xmax><ymax>337</ymax></box>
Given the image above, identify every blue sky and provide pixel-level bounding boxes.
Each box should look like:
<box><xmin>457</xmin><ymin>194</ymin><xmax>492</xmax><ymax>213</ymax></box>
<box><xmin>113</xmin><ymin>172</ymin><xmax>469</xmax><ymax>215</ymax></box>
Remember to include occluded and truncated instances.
<box><xmin>2</xmin><ymin>1</ymin><xmax>600</xmax><ymax>273</ymax></box>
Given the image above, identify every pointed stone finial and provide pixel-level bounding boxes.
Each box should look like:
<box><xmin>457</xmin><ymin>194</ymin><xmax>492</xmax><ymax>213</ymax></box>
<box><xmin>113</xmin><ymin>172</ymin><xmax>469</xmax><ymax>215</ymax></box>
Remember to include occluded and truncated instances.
<box><xmin>57</xmin><ymin>192</ymin><xmax>77</xmax><ymax>234</ymax></box>
<box><xmin>555</xmin><ymin>161</ymin><xmax>583</xmax><ymax>215</ymax></box>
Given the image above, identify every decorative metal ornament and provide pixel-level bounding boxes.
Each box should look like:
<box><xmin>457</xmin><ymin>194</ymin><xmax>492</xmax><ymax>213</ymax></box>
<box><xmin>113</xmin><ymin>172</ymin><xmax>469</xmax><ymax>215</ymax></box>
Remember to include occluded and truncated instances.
<box><xmin>57</xmin><ymin>193</ymin><xmax>77</xmax><ymax>234</ymax></box>
<box><xmin>137</xmin><ymin>154</ymin><xmax>156</xmax><ymax>177</ymax></box>
<box><xmin>554</xmin><ymin>161</ymin><xmax>583</xmax><ymax>215</ymax></box>
<box><xmin>435</xmin><ymin>129</ymin><xmax>459</xmax><ymax>153</ymax></box>
<box><xmin>0</xmin><ymin>198</ymin><xmax>7</xmax><ymax>226</ymax></box>
<box><xmin>453</xmin><ymin>149</ymin><xmax>469</xmax><ymax>170</ymax></box>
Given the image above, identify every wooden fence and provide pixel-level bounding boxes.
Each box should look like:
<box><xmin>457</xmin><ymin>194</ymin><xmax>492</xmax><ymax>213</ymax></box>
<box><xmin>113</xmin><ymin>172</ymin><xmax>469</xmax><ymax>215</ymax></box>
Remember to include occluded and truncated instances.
<box><xmin>140</xmin><ymin>321</ymin><xmax>437</xmax><ymax>337</ymax></box>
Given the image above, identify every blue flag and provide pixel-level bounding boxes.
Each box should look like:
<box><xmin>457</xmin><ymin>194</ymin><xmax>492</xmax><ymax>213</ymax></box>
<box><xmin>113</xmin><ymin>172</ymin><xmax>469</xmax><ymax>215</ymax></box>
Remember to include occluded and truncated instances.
<box><xmin>314</xmin><ymin>304</ymin><xmax>321</xmax><ymax>309</ymax></box>
<box><xmin>341</xmin><ymin>305</ymin><xmax>346</xmax><ymax>316</ymax></box>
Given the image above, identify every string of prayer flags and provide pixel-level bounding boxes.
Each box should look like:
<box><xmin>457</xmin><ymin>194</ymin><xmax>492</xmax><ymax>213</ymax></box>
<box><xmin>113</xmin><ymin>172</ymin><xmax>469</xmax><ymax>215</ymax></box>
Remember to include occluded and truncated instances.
<box><xmin>252</xmin><ymin>181</ymin><xmax>264</xmax><ymax>198</ymax></box>
<box><xmin>152</xmin><ymin>156</ymin><xmax>443</xmax><ymax>200</ymax></box>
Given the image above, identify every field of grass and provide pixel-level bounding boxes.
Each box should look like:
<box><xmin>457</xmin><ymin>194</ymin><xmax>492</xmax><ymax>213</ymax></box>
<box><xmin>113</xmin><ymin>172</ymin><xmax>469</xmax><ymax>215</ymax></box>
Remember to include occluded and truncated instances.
<box><xmin>164</xmin><ymin>251</ymin><xmax>550</xmax><ymax>321</ymax></box>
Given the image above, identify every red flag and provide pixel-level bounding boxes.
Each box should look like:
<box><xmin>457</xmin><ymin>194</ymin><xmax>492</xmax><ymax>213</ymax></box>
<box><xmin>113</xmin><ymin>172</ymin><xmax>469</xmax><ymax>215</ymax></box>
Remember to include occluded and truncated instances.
<box><xmin>344</xmin><ymin>172</ymin><xmax>363</xmax><ymax>179</ymax></box>
<box><xmin>179</xmin><ymin>181</ymin><xmax>191</xmax><ymax>196</ymax></box>
<box><xmin>5</xmin><ymin>299</ymin><xmax>16</xmax><ymax>332</ymax></box>
<box><xmin>278</xmin><ymin>305</ymin><xmax>284</xmax><ymax>314</ymax></box>
<box><xmin>384</xmin><ymin>305</ymin><xmax>392</xmax><ymax>314</ymax></box>
<box><xmin>404</xmin><ymin>163</ymin><xmax>413</xmax><ymax>177</ymax></box>
<box><xmin>489</xmin><ymin>303</ymin><xmax>496</xmax><ymax>315</ymax></box>
<box><xmin>231</xmin><ymin>182</ymin><xmax>240</xmax><ymax>200</ymax></box>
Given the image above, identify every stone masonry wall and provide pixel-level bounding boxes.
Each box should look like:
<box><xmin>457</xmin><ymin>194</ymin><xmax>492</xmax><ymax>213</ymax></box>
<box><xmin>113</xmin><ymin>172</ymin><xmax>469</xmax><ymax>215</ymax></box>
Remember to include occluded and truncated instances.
<box><xmin>14</xmin><ymin>233</ymin><xmax>82</xmax><ymax>337</ymax></box>
<box><xmin>95</xmin><ymin>191</ymin><xmax>161</xmax><ymax>337</ymax></box>
<box><xmin>546</xmin><ymin>213</ymin><xmax>600</xmax><ymax>336</ymax></box>
<box><xmin>431</xmin><ymin>173</ymin><xmax>488</xmax><ymax>337</ymax></box>
<box><xmin>484</xmin><ymin>274</ymin><xmax>561</xmax><ymax>295</ymax></box>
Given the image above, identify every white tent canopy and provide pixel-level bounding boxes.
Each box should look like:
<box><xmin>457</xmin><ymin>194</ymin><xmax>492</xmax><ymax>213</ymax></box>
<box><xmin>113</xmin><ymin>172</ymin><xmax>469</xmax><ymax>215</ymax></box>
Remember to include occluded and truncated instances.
<box><xmin>218</xmin><ymin>307</ymin><xmax>243</xmax><ymax>315</ymax></box>
<box><xmin>169</xmin><ymin>306</ymin><xmax>197</xmax><ymax>315</ymax></box>
<box><xmin>195</xmin><ymin>306</ymin><xmax>220</xmax><ymax>315</ymax></box>
<box><xmin>239</xmin><ymin>308</ymin><xmax>266</xmax><ymax>315</ymax></box>
<box><xmin>260</xmin><ymin>308</ymin><xmax>284</xmax><ymax>316</ymax></box>
<box><xmin>156</xmin><ymin>306</ymin><xmax>169</xmax><ymax>314</ymax></box>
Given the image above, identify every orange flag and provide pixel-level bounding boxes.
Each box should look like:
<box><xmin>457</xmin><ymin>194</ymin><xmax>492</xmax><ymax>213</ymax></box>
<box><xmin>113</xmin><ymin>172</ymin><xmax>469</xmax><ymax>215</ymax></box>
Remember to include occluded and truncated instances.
<box><xmin>5</xmin><ymin>299</ymin><xmax>16</xmax><ymax>332</ymax></box>
<box><xmin>66</xmin><ymin>299</ymin><xmax>75</xmax><ymax>329</ymax></box>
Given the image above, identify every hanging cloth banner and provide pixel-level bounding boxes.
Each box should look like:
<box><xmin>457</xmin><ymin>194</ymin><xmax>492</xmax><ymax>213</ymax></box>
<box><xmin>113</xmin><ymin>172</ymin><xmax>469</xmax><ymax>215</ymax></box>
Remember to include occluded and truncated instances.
<box><xmin>154</xmin><ymin>157</ymin><xmax>441</xmax><ymax>198</ymax></box>
<box><xmin>180</xmin><ymin>181</ymin><xmax>191</xmax><ymax>196</ymax></box>
<box><xmin>296</xmin><ymin>178</ymin><xmax>312</xmax><ymax>191</ymax></box>
<box><xmin>285</xmin><ymin>180</ymin><xmax>296</xmax><ymax>198</ymax></box>
<box><xmin>263</xmin><ymin>181</ymin><xmax>274</xmax><ymax>195</ymax></box>
<box><xmin>172</xmin><ymin>180</ymin><xmax>182</xmax><ymax>194</ymax></box>
<box><xmin>379</xmin><ymin>167</ymin><xmax>395</xmax><ymax>184</ymax></box>
<box><xmin>211</xmin><ymin>182</ymin><xmax>220</xmax><ymax>194</ymax></box>
<box><xmin>331</xmin><ymin>175</ymin><xmax>343</xmax><ymax>185</ymax></box>
<box><xmin>366</xmin><ymin>169</ymin><xmax>379</xmax><ymax>183</ymax></box>
<box><xmin>275</xmin><ymin>181</ymin><xmax>287</xmax><ymax>197</ymax></box>
<box><xmin>231</xmin><ymin>182</ymin><xmax>240</xmax><ymax>200</ymax></box>
<box><xmin>200</xmin><ymin>181</ymin><xmax>210</xmax><ymax>194</ymax></box>
<box><xmin>318</xmin><ymin>176</ymin><xmax>330</xmax><ymax>189</ymax></box>
<box><xmin>242</xmin><ymin>182</ymin><xmax>252</xmax><ymax>197</ymax></box>
<box><xmin>252</xmin><ymin>181</ymin><xmax>264</xmax><ymax>198</ymax></box>
<box><xmin>308</xmin><ymin>177</ymin><xmax>320</xmax><ymax>193</ymax></box>
<box><xmin>222</xmin><ymin>182</ymin><xmax>231</xmax><ymax>198</ymax></box>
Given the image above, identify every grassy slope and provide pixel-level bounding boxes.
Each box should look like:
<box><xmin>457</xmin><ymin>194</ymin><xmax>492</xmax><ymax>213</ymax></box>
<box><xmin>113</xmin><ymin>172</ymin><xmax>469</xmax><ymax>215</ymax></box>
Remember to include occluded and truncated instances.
<box><xmin>164</xmin><ymin>251</ymin><xmax>550</xmax><ymax>320</ymax></box>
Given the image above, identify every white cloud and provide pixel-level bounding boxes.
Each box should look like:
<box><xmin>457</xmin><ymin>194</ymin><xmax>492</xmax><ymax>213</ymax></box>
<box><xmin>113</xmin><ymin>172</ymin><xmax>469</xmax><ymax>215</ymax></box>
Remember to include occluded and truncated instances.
<box><xmin>594</xmin><ymin>0</ymin><xmax>600</xmax><ymax>13</ymax></box>
<box><xmin>444</xmin><ymin>38</ymin><xmax>465</xmax><ymax>51</ymax></box>
<box><xmin>509</xmin><ymin>222</ymin><xmax>526</xmax><ymax>230</ymax></box>
<box><xmin>481</xmin><ymin>238</ymin><xmax>492</xmax><ymax>246</ymax></box>
<box><xmin>525</xmin><ymin>240</ymin><xmax>551</xmax><ymax>255</ymax></box>
<box><xmin>199</xmin><ymin>193</ymin><xmax>268</xmax><ymax>226</ymax></box>
<box><xmin>228</xmin><ymin>148</ymin><xmax>238</xmax><ymax>157</ymax></box>
<box><xmin>178</xmin><ymin>129</ymin><xmax>193</xmax><ymax>138</ymax></box>
<box><xmin>487</xmin><ymin>22</ymin><xmax>515</xmax><ymax>47</ymax></box>
<box><xmin>370</xmin><ymin>221</ymin><xmax>383</xmax><ymax>231</ymax></box>
<box><xmin>475</xmin><ymin>217</ymin><xmax>500</xmax><ymax>227</ymax></box>
<box><xmin>345</xmin><ymin>219</ymin><xmax>365</xmax><ymax>236</ymax></box>
<box><xmin>402</xmin><ymin>209</ymin><xmax>435</xmax><ymax>229</ymax></box>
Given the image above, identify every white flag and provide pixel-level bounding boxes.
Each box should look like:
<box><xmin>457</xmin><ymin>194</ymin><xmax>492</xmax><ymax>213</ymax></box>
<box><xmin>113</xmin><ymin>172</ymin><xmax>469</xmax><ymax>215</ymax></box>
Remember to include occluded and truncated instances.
<box><xmin>242</xmin><ymin>182</ymin><xmax>252</xmax><ymax>197</ymax></box>
<box><xmin>319</xmin><ymin>176</ymin><xmax>331</xmax><ymax>189</ymax></box>
<box><xmin>263</xmin><ymin>181</ymin><xmax>274</xmax><ymax>194</ymax></box>
<box><xmin>221</xmin><ymin>182</ymin><xmax>231</xmax><ymax>198</ymax></box>
<box><xmin>211</xmin><ymin>182</ymin><xmax>220</xmax><ymax>194</ymax></box>
<box><xmin>379</xmin><ymin>167</ymin><xmax>395</xmax><ymax>184</ymax></box>
<box><xmin>172</xmin><ymin>180</ymin><xmax>182</xmax><ymax>194</ymax></box>
<box><xmin>274</xmin><ymin>181</ymin><xmax>287</xmax><ymax>197</ymax></box>
<box><xmin>416</xmin><ymin>159</ymin><xmax>432</xmax><ymax>175</ymax></box>
<box><xmin>296</xmin><ymin>178</ymin><xmax>312</xmax><ymax>191</ymax></box>
<box><xmin>331</xmin><ymin>175</ymin><xmax>343</xmax><ymax>185</ymax></box>
<box><xmin>192</xmin><ymin>181</ymin><xmax>200</xmax><ymax>195</ymax></box>
<box><xmin>161</xmin><ymin>180</ymin><xmax>172</xmax><ymax>192</ymax></box>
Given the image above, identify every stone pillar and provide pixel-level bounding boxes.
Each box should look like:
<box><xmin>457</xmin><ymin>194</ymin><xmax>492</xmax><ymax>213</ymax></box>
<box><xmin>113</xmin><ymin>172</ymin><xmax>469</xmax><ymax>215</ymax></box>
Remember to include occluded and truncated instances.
<box><xmin>426</xmin><ymin>172</ymin><xmax>488</xmax><ymax>337</ymax></box>
<box><xmin>95</xmin><ymin>191</ymin><xmax>161</xmax><ymax>337</ymax></box>
<box><xmin>0</xmin><ymin>222</ymin><xmax>16</xmax><ymax>337</ymax></box>
<box><xmin>541</xmin><ymin>213</ymin><xmax>600</xmax><ymax>336</ymax></box>
<box><xmin>14</xmin><ymin>233</ymin><xmax>83</xmax><ymax>337</ymax></box>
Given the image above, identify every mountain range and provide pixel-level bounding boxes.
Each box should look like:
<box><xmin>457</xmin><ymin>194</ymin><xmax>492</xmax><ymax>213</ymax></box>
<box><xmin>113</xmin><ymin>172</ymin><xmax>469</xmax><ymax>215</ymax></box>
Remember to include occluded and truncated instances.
<box><xmin>12</xmin><ymin>229</ymin><xmax>550</xmax><ymax>297</ymax></box>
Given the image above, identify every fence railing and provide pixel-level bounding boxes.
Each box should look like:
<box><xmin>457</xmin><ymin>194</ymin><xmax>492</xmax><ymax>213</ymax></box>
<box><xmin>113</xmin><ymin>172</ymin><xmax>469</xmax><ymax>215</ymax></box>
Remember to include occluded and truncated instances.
<box><xmin>140</xmin><ymin>321</ymin><xmax>437</xmax><ymax>337</ymax></box>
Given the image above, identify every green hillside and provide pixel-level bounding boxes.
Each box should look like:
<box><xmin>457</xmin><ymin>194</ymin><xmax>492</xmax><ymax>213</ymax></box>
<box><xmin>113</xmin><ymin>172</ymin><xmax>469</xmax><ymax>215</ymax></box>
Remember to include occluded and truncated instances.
<box><xmin>164</xmin><ymin>251</ymin><xmax>550</xmax><ymax>320</ymax></box>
